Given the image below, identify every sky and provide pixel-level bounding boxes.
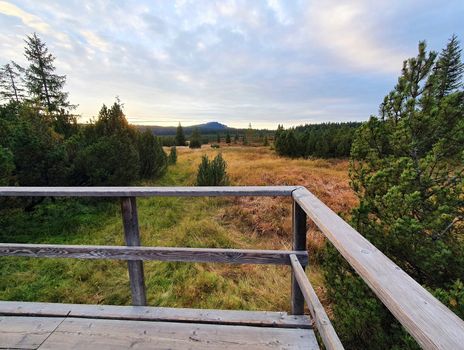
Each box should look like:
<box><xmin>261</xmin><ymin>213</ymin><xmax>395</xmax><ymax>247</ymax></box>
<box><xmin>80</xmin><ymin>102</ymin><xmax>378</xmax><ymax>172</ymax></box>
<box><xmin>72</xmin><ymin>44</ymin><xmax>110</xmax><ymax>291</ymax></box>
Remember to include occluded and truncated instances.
<box><xmin>0</xmin><ymin>1</ymin><xmax>463</xmax><ymax>128</ymax></box>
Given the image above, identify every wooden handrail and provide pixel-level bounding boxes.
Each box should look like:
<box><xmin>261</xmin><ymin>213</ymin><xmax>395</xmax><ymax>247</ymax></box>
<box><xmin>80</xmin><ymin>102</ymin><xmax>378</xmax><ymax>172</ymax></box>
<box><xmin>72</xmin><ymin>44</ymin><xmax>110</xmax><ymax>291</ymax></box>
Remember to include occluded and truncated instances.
<box><xmin>0</xmin><ymin>186</ymin><xmax>297</xmax><ymax>197</ymax></box>
<box><xmin>0</xmin><ymin>243</ymin><xmax>309</xmax><ymax>266</ymax></box>
<box><xmin>290</xmin><ymin>254</ymin><xmax>344</xmax><ymax>350</ymax></box>
<box><xmin>2</xmin><ymin>186</ymin><xmax>464</xmax><ymax>349</ymax></box>
<box><xmin>292</xmin><ymin>187</ymin><xmax>464</xmax><ymax>350</ymax></box>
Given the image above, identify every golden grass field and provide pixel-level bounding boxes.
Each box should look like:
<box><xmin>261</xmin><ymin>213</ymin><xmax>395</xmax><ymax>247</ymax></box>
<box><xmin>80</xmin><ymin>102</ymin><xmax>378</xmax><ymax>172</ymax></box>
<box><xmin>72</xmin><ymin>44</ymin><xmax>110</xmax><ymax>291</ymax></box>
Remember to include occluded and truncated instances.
<box><xmin>0</xmin><ymin>145</ymin><xmax>357</xmax><ymax>314</ymax></box>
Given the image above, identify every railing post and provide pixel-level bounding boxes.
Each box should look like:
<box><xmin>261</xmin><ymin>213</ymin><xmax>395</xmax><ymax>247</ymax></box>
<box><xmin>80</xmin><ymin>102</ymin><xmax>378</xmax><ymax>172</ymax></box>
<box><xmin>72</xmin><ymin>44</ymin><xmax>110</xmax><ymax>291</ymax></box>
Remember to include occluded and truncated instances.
<box><xmin>291</xmin><ymin>199</ymin><xmax>307</xmax><ymax>315</ymax></box>
<box><xmin>121</xmin><ymin>197</ymin><xmax>147</xmax><ymax>306</ymax></box>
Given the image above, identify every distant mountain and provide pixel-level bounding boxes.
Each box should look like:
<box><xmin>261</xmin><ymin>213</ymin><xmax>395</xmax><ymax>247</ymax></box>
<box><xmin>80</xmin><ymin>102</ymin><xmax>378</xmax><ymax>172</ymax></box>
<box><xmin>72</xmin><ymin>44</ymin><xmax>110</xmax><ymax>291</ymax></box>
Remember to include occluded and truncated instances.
<box><xmin>137</xmin><ymin>121</ymin><xmax>238</xmax><ymax>136</ymax></box>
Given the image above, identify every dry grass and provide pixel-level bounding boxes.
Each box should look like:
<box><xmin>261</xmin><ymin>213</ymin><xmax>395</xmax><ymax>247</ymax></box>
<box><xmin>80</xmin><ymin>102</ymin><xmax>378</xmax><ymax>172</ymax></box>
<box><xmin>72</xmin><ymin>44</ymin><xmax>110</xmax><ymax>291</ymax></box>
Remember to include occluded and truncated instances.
<box><xmin>172</xmin><ymin>145</ymin><xmax>357</xmax><ymax>314</ymax></box>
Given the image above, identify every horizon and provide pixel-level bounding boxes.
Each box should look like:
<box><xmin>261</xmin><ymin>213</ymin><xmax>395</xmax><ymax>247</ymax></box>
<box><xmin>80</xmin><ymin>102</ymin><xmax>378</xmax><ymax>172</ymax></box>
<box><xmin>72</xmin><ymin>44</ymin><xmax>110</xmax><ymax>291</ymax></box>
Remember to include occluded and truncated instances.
<box><xmin>1</xmin><ymin>1</ymin><xmax>463</xmax><ymax>129</ymax></box>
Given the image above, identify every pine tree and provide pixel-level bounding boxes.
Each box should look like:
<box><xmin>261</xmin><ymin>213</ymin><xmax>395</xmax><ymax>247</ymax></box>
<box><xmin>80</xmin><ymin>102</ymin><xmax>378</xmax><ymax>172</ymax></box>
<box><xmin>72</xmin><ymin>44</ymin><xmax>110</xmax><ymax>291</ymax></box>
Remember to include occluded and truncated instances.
<box><xmin>225</xmin><ymin>132</ymin><xmax>231</xmax><ymax>144</ymax></box>
<box><xmin>168</xmin><ymin>146</ymin><xmax>177</xmax><ymax>164</ymax></box>
<box><xmin>234</xmin><ymin>132</ymin><xmax>239</xmax><ymax>143</ymax></box>
<box><xmin>175</xmin><ymin>123</ymin><xmax>186</xmax><ymax>146</ymax></box>
<box><xmin>196</xmin><ymin>154</ymin><xmax>229</xmax><ymax>186</ymax></box>
<box><xmin>325</xmin><ymin>38</ymin><xmax>464</xmax><ymax>349</ymax></box>
<box><xmin>0</xmin><ymin>62</ymin><xmax>25</xmax><ymax>103</ymax></box>
<box><xmin>189</xmin><ymin>127</ymin><xmax>201</xmax><ymax>148</ymax></box>
<box><xmin>263</xmin><ymin>135</ymin><xmax>269</xmax><ymax>146</ymax></box>
<box><xmin>23</xmin><ymin>33</ymin><xmax>72</xmax><ymax>112</ymax></box>
<box><xmin>216</xmin><ymin>133</ymin><xmax>221</xmax><ymax>143</ymax></box>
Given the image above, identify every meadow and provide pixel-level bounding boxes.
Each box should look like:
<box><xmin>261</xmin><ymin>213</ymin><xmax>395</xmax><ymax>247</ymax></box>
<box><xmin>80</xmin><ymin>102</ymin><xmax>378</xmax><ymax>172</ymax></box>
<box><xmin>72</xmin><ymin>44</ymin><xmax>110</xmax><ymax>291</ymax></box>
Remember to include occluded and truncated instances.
<box><xmin>0</xmin><ymin>146</ymin><xmax>356</xmax><ymax>313</ymax></box>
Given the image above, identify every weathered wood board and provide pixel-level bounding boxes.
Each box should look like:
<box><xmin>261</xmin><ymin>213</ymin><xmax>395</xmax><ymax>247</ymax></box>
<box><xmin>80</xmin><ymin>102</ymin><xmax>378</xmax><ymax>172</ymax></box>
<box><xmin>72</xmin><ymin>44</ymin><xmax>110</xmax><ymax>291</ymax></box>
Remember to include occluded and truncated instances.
<box><xmin>37</xmin><ymin>317</ymin><xmax>319</xmax><ymax>349</ymax></box>
<box><xmin>0</xmin><ymin>243</ymin><xmax>309</xmax><ymax>266</ymax></box>
<box><xmin>0</xmin><ymin>316</ymin><xmax>64</xmax><ymax>349</ymax></box>
<box><xmin>0</xmin><ymin>186</ymin><xmax>297</xmax><ymax>197</ymax></box>
<box><xmin>0</xmin><ymin>301</ymin><xmax>312</xmax><ymax>329</ymax></box>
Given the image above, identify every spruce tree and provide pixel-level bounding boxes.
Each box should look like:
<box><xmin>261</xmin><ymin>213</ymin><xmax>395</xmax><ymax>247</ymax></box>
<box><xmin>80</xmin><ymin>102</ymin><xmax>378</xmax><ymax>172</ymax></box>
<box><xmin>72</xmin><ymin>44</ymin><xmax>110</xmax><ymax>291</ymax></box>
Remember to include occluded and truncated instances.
<box><xmin>225</xmin><ymin>132</ymin><xmax>231</xmax><ymax>144</ymax></box>
<box><xmin>23</xmin><ymin>33</ymin><xmax>72</xmax><ymax>112</ymax></box>
<box><xmin>0</xmin><ymin>62</ymin><xmax>25</xmax><ymax>103</ymax></box>
<box><xmin>175</xmin><ymin>123</ymin><xmax>186</xmax><ymax>146</ymax></box>
<box><xmin>216</xmin><ymin>133</ymin><xmax>221</xmax><ymax>143</ymax></box>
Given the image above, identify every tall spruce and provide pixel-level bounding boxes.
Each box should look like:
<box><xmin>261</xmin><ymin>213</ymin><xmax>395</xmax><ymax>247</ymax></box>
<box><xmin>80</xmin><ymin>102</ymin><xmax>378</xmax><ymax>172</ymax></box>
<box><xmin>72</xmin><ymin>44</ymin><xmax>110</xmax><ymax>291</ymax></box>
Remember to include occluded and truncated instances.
<box><xmin>175</xmin><ymin>123</ymin><xmax>186</xmax><ymax>146</ymax></box>
<box><xmin>23</xmin><ymin>33</ymin><xmax>71</xmax><ymax>112</ymax></box>
<box><xmin>325</xmin><ymin>38</ymin><xmax>464</xmax><ymax>349</ymax></box>
<box><xmin>0</xmin><ymin>62</ymin><xmax>25</xmax><ymax>103</ymax></box>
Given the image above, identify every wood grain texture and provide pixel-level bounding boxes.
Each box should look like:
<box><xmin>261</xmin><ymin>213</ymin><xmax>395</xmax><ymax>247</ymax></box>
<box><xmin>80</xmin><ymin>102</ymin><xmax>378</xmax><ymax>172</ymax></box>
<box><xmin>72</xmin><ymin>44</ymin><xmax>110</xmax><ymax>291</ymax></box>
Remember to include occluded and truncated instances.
<box><xmin>0</xmin><ymin>301</ymin><xmax>312</xmax><ymax>329</ymax></box>
<box><xmin>0</xmin><ymin>243</ymin><xmax>309</xmax><ymax>266</ymax></box>
<box><xmin>290</xmin><ymin>254</ymin><xmax>344</xmax><ymax>350</ymax></box>
<box><xmin>291</xmin><ymin>200</ymin><xmax>307</xmax><ymax>315</ymax></box>
<box><xmin>39</xmin><ymin>317</ymin><xmax>319</xmax><ymax>349</ymax></box>
<box><xmin>292</xmin><ymin>187</ymin><xmax>464</xmax><ymax>350</ymax></box>
<box><xmin>0</xmin><ymin>316</ymin><xmax>65</xmax><ymax>349</ymax></box>
<box><xmin>121</xmin><ymin>197</ymin><xmax>146</xmax><ymax>306</ymax></box>
<box><xmin>0</xmin><ymin>186</ymin><xmax>297</xmax><ymax>197</ymax></box>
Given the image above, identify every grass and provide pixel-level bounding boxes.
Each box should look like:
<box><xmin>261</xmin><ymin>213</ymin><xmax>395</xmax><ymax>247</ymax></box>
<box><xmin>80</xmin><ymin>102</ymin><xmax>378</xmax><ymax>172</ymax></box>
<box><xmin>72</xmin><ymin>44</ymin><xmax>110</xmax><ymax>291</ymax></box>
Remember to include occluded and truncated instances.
<box><xmin>0</xmin><ymin>145</ymin><xmax>356</xmax><ymax>313</ymax></box>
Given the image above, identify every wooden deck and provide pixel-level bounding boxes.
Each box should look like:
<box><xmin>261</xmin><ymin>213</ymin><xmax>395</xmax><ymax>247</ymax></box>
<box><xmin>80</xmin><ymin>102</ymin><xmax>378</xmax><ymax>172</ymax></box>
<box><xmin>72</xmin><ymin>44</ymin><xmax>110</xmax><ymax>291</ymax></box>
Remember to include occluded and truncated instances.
<box><xmin>0</xmin><ymin>301</ymin><xmax>318</xmax><ymax>350</ymax></box>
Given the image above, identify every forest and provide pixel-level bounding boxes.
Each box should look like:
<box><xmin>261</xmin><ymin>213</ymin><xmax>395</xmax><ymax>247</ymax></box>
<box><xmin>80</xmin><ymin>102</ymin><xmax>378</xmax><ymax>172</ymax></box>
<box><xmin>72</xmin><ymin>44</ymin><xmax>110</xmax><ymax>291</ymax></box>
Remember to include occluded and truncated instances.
<box><xmin>0</xmin><ymin>33</ymin><xmax>171</xmax><ymax>198</ymax></box>
<box><xmin>274</xmin><ymin>122</ymin><xmax>361</xmax><ymax>158</ymax></box>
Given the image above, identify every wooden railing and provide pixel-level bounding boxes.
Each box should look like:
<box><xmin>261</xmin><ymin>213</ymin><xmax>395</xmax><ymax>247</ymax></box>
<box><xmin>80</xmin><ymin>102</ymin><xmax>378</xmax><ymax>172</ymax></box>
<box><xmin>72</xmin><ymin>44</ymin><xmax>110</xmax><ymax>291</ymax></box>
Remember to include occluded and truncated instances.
<box><xmin>1</xmin><ymin>186</ymin><xmax>464</xmax><ymax>350</ymax></box>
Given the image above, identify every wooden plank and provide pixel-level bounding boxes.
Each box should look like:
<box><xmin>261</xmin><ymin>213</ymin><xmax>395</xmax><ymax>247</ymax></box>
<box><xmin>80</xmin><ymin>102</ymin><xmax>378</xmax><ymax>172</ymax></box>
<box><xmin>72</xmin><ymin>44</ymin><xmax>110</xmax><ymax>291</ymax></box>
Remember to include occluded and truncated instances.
<box><xmin>0</xmin><ymin>186</ymin><xmax>297</xmax><ymax>197</ymax></box>
<box><xmin>0</xmin><ymin>316</ymin><xmax>64</xmax><ymax>349</ymax></box>
<box><xmin>291</xmin><ymin>200</ymin><xmax>307</xmax><ymax>315</ymax></box>
<box><xmin>0</xmin><ymin>301</ymin><xmax>312</xmax><ymax>329</ymax></box>
<box><xmin>121</xmin><ymin>197</ymin><xmax>146</xmax><ymax>306</ymax></box>
<box><xmin>0</xmin><ymin>243</ymin><xmax>309</xmax><ymax>266</ymax></box>
<box><xmin>292</xmin><ymin>187</ymin><xmax>464</xmax><ymax>350</ymax></box>
<box><xmin>39</xmin><ymin>317</ymin><xmax>319</xmax><ymax>349</ymax></box>
<box><xmin>290</xmin><ymin>254</ymin><xmax>344</xmax><ymax>350</ymax></box>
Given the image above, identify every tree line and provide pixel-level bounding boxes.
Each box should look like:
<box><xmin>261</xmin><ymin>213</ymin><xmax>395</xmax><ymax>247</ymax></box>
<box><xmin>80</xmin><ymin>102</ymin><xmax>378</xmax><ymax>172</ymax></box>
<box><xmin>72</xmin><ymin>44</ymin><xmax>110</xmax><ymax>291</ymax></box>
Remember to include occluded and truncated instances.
<box><xmin>274</xmin><ymin>122</ymin><xmax>361</xmax><ymax>158</ymax></box>
<box><xmin>325</xmin><ymin>35</ymin><xmax>464</xmax><ymax>349</ymax></box>
<box><xmin>0</xmin><ymin>33</ymin><xmax>171</xmax><ymax>205</ymax></box>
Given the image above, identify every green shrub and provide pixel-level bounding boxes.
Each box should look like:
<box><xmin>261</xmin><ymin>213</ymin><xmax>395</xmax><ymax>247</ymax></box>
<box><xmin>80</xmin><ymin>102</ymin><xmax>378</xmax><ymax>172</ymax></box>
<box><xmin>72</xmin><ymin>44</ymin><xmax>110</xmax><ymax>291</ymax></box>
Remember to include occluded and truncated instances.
<box><xmin>196</xmin><ymin>154</ymin><xmax>229</xmax><ymax>186</ymax></box>
<box><xmin>168</xmin><ymin>146</ymin><xmax>177</xmax><ymax>164</ymax></box>
<box><xmin>189</xmin><ymin>127</ymin><xmax>202</xmax><ymax>149</ymax></box>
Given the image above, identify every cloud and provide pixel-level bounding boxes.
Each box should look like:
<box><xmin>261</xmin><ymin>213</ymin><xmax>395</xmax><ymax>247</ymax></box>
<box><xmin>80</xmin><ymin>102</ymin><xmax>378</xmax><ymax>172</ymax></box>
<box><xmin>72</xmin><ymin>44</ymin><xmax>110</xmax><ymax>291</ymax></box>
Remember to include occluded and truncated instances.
<box><xmin>0</xmin><ymin>1</ymin><xmax>50</xmax><ymax>31</ymax></box>
<box><xmin>0</xmin><ymin>0</ymin><xmax>462</xmax><ymax>128</ymax></box>
<box><xmin>80</xmin><ymin>30</ymin><xmax>110</xmax><ymax>52</ymax></box>
<box><xmin>306</xmin><ymin>1</ymin><xmax>409</xmax><ymax>74</ymax></box>
<box><xmin>0</xmin><ymin>1</ymin><xmax>71</xmax><ymax>47</ymax></box>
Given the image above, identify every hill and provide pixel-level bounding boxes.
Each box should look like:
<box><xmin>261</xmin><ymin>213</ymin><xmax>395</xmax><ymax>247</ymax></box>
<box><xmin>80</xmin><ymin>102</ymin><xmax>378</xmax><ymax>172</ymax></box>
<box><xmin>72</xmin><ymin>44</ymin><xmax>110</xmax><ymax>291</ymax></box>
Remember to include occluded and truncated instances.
<box><xmin>137</xmin><ymin>121</ymin><xmax>237</xmax><ymax>136</ymax></box>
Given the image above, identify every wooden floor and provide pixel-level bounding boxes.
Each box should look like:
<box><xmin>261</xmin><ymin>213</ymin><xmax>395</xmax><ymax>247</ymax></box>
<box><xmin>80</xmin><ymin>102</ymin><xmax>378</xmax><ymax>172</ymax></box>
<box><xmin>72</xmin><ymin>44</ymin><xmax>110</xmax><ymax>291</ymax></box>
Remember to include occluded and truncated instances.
<box><xmin>0</xmin><ymin>301</ymin><xmax>319</xmax><ymax>349</ymax></box>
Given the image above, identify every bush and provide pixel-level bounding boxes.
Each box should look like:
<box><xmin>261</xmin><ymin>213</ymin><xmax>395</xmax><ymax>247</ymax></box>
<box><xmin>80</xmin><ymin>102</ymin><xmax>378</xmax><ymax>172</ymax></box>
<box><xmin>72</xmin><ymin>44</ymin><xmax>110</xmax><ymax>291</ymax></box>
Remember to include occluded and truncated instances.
<box><xmin>196</xmin><ymin>154</ymin><xmax>229</xmax><ymax>186</ymax></box>
<box><xmin>168</xmin><ymin>146</ymin><xmax>177</xmax><ymax>164</ymax></box>
<box><xmin>211</xmin><ymin>144</ymin><xmax>220</xmax><ymax>149</ymax></box>
<box><xmin>137</xmin><ymin>130</ymin><xmax>167</xmax><ymax>179</ymax></box>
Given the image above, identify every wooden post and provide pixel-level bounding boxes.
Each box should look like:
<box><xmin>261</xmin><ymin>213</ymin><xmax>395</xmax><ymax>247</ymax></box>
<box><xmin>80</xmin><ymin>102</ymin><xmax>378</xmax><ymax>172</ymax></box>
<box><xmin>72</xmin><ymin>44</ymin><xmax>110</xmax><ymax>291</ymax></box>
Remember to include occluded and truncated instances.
<box><xmin>291</xmin><ymin>200</ymin><xmax>307</xmax><ymax>315</ymax></box>
<box><xmin>121</xmin><ymin>197</ymin><xmax>146</xmax><ymax>306</ymax></box>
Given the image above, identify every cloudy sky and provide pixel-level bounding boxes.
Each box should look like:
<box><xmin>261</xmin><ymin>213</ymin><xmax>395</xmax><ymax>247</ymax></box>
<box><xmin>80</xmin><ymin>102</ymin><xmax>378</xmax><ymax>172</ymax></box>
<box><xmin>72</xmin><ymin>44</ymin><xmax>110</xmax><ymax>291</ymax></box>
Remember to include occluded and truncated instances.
<box><xmin>0</xmin><ymin>0</ymin><xmax>463</xmax><ymax>128</ymax></box>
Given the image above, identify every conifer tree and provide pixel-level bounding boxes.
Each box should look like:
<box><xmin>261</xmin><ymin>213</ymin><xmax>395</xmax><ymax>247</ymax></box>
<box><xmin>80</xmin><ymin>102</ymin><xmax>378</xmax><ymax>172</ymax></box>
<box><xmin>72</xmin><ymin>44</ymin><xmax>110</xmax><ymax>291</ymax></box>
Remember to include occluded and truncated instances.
<box><xmin>234</xmin><ymin>132</ymin><xmax>239</xmax><ymax>143</ymax></box>
<box><xmin>175</xmin><ymin>123</ymin><xmax>186</xmax><ymax>146</ymax></box>
<box><xmin>189</xmin><ymin>127</ymin><xmax>201</xmax><ymax>148</ymax></box>
<box><xmin>23</xmin><ymin>33</ymin><xmax>72</xmax><ymax>112</ymax></box>
<box><xmin>168</xmin><ymin>146</ymin><xmax>177</xmax><ymax>164</ymax></box>
<box><xmin>225</xmin><ymin>132</ymin><xmax>231</xmax><ymax>144</ymax></box>
<box><xmin>325</xmin><ymin>37</ymin><xmax>464</xmax><ymax>349</ymax></box>
<box><xmin>0</xmin><ymin>62</ymin><xmax>25</xmax><ymax>103</ymax></box>
<box><xmin>216</xmin><ymin>133</ymin><xmax>221</xmax><ymax>143</ymax></box>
